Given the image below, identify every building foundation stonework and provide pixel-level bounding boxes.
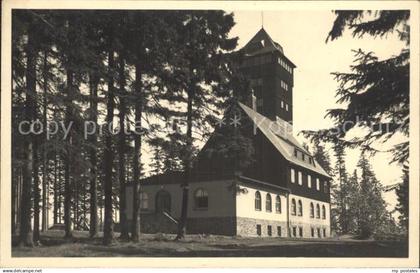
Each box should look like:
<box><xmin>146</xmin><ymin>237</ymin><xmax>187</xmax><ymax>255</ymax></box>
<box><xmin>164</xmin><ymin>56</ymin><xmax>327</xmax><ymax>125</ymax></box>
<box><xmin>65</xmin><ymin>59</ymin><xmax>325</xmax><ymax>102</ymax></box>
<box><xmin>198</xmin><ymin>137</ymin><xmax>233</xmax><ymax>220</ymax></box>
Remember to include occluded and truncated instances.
<box><xmin>236</xmin><ymin>217</ymin><xmax>288</xmax><ymax>237</ymax></box>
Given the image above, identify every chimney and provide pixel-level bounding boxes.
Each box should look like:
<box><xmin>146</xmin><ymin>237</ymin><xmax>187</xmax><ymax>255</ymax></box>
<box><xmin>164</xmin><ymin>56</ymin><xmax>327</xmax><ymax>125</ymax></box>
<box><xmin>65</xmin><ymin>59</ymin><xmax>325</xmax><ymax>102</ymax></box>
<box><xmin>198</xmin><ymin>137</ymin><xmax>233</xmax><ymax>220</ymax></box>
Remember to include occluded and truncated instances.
<box><xmin>251</xmin><ymin>89</ymin><xmax>257</xmax><ymax>111</ymax></box>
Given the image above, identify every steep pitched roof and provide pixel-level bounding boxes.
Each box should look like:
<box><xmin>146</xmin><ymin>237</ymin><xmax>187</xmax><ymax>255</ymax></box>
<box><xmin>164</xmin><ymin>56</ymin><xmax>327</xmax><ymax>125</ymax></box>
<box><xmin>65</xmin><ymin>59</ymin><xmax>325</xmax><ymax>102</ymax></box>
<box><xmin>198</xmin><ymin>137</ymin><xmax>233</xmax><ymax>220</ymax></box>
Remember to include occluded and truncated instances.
<box><xmin>242</xmin><ymin>28</ymin><xmax>284</xmax><ymax>55</ymax></box>
<box><xmin>239</xmin><ymin>102</ymin><xmax>331</xmax><ymax>178</ymax></box>
<box><xmin>240</xmin><ymin>28</ymin><xmax>296</xmax><ymax>68</ymax></box>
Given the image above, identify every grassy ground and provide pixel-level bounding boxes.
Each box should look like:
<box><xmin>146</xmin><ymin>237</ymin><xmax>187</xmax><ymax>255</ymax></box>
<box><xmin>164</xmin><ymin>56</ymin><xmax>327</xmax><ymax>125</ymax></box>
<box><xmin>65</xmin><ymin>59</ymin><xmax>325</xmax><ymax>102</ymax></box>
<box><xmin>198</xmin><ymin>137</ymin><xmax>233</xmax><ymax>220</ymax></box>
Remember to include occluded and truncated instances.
<box><xmin>12</xmin><ymin>230</ymin><xmax>408</xmax><ymax>257</ymax></box>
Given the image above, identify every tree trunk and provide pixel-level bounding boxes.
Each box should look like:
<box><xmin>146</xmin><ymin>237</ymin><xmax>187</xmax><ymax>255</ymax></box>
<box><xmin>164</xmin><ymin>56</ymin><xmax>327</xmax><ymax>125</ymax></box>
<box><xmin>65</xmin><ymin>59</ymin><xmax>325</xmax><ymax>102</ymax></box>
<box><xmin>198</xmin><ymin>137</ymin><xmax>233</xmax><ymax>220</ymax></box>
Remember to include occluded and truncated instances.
<box><xmin>118</xmin><ymin>53</ymin><xmax>129</xmax><ymax>240</ymax></box>
<box><xmin>74</xmin><ymin>173</ymin><xmax>79</xmax><ymax>230</ymax></box>
<box><xmin>131</xmin><ymin>61</ymin><xmax>142</xmax><ymax>242</ymax></box>
<box><xmin>53</xmin><ymin>153</ymin><xmax>58</xmax><ymax>225</ymax></box>
<box><xmin>33</xmin><ymin>131</ymin><xmax>40</xmax><ymax>243</ymax></box>
<box><xmin>176</xmin><ymin>87</ymin><xmax>194</xmax><ymax>240</ymax></box>
<box><xmin>103</xmin><ymin>46</ymin><xmax>115</xmax><ymax>245</ymax></box>
<box><xmin>11</xmin><ymin>166</ymin><xmax>18</xmax><ymax>235</ymax></box>
<box><xmin>19</xmin><ymin>27</ymin><xmax>36</xmax><ymax>246</ymax></box>
<box><xmin>41</xmin><ymin>50</ymin><xmax>48</xmax><ymax>232</ymax></box>
<box><xmin>64</xmin><ymin>68</ymin><xmax>73</xmax><ymax>239</ymax></box>
<box><xmin>89</xmin><ymin>71</ymin><xmax>99</xmax><ymax>238</ymax></box>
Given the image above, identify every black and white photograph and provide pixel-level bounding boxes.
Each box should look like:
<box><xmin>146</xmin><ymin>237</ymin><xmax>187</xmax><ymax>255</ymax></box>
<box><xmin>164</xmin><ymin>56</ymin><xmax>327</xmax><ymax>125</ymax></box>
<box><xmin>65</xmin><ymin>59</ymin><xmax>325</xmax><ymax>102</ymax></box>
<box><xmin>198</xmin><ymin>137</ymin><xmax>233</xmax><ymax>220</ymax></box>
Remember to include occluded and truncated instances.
<box><xmin>1</xmin><ymin>0</ymin><xmax>419</xmax><ymax>268</ymax></box>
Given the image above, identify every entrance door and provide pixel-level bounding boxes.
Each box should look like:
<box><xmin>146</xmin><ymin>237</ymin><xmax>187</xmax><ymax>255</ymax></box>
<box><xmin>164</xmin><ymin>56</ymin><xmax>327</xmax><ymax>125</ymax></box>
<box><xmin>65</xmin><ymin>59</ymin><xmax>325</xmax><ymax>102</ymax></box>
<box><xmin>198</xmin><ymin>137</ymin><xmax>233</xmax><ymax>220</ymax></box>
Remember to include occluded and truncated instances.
<box><xmin>155</xmin><ymin>190</ymin><xmax>171</xmax><ymax>213</ymax></box>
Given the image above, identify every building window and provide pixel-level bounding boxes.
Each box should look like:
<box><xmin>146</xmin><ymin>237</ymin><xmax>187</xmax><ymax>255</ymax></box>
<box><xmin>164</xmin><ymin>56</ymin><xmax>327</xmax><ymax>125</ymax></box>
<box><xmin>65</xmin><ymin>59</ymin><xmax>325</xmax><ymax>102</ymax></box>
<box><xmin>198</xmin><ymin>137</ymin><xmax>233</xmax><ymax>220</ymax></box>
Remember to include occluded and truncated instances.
<box><xmin>323</xmin><ymin>228</ymin><xmax>326</xmax><ymax>237</ymax></box>
<box><xmin>257</xmin><ymin>225</ymin><xmax>262</xmax><ymax>236</ymax></box>
<box><xmin>299</xmin><ymin>227</ymin><xmax>303</xmax><ymax>237</ymax></box>
<box><xmin>292</xmin><ymin>227</ymin><xmax>297</xmax><ymax>237</ymax></box>
<box><xmin>298</xmin><ymin>200</ymin><xmax>303</xmax><ymax>216</ymax></box>
<box><xmin>316</xmin><ymin>178</ymin><xmax>320</xmax><ymax>191</ymax></box>
<box><xmin>155</xmin><ymin>190</ymin><xmax>171</xmax><ymax>213</ymax></box>
<box><xmin>255</xmin><ymin>191</ymin><xmax>262</xmax><ymax>211</ymax></box>
<box><xmin>298</xmin><ymin>171</ymin><xmax>302</xmax><ymax>185</ymax></box>
<box><xmin>322</xmin><ymin>205</ymin><xmax>326</xmax><ymax>219</ymax></box>
<box><xmin>267</xmin><ymin>225</ymin><xmax>272</xmax><ymax>236</ymax></box>
<box><xmin>194</xmin><ymin>188</ymin><xmax>208</xmax><ymax>209</ymax></box>
<box><xmin>308</xmin><ymin>175</ymin><xmax>312</xmax><ymax>188</ymax></box>
<box><xmin>291</xmin><ymin>198</ymin><xmax>296</xmax><ymax>215</ymax></box>
<box><xmin>324</xmin><ymin>181</ymin><xmax>329</xmax><ymax>193</ymax></box>
<box><xmin>285</xmin><ymin>103</ymin><xmax>289</xmax><ymax>112</ymax></box>
<box><xmin>275</xmin><ymin>195</ymin><xmax>281</xmax><ymax>213</ymax></box>
<box><xmin>311</xmin><ymin>227</ymin><xmax>315</xmax><ymax>237</ymax></box>
<box><xmin>266</xmin><ymin>193</ymin><xmax>272</xmax><ymax>212</ymax></box>
<box><xmin>281</xmin><ymin>100</ymin><xmax>284</xmax><ymax>109</ymax></box>
<box><xmin>281</xmin><ymin>80</ymin><xmax>289</xmax><ymax>91</ymax></box>
<box><xmin>316</xmin><ymin>204</ymin><xmax>320</xmax><ymax>219</ymax></box>
<box><xmin>290</xmin><ymin>168</ymin><xmax>295</xmax><ymax>183</ymax></box>
<box><xmin>310</xmin><ymin>202</ymin><xmax>314</xmax><ymax>218</ymax></box>
<box><xmin>140</xmin><ymin>192</ymin><xmax>149</xmax><ymax>210</ymax></box>
<box><xmin>277</xmin><ymin>226</ymin><xmax>282</xmax><ymax>237</ymax></box>
<box><xmin>317</xmin><ymin>228</ymin><xmax>321</xmax><ymax>238</ymax></box>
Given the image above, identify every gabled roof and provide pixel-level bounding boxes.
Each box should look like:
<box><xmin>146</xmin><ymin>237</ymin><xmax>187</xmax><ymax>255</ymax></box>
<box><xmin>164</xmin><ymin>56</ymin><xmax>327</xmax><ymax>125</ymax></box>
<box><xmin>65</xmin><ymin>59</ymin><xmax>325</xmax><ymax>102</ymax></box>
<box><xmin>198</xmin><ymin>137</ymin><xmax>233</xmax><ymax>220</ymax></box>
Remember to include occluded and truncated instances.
<box><xmin>239</xmin><ymin>102</ymin><xmax>331</xmax><ymax>178</ymax></box>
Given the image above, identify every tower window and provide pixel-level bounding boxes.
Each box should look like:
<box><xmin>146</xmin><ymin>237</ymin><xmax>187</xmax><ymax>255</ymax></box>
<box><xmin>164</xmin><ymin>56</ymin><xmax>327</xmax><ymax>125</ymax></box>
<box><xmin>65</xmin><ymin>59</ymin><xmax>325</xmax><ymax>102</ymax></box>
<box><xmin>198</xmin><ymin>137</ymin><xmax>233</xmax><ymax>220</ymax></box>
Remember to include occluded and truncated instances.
<box><xmin>280</xmin><ymin>80</ymin><xmax>288</xmax><ymax>91</ymax></box>
<box><xmin>290</xmin><ymin>168</ymin><xmax>295</xmax><ymax>183</ymax></box>
<box><xmin>298</xmin><ymin>171</ymin><xmax>302</xmax><ymax>185</ymax></box>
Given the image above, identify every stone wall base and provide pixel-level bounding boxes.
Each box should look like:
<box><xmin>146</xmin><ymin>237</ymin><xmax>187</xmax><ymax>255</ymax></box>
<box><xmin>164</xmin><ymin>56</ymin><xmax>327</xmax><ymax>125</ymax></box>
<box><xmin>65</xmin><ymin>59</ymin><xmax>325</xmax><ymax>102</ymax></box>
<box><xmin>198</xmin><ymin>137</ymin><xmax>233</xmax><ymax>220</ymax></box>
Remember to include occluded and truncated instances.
<box><xmin>236</xmin><ymin>217</ymin><xmax>288</xmax><ymax>237</ymax></box>
<box><xmin>289</xmin><ymin>220</ymin><xmax>330</xmax><ymax>238</ymax></box>
<box><xmin>125</xmin><ymin>214</ymin><xmax>330</xmax><ymax>238</ymax></box>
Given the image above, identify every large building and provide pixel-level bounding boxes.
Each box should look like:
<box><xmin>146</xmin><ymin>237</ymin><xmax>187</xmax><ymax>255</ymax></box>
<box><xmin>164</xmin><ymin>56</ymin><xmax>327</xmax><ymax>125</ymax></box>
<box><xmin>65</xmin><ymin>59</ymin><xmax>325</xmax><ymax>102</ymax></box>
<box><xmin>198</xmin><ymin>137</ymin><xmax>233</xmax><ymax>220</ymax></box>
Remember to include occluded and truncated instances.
<box><xmin>126</xmin><ymin>28</ymin><xmax>331</xmax><ymax>238</ymax></box>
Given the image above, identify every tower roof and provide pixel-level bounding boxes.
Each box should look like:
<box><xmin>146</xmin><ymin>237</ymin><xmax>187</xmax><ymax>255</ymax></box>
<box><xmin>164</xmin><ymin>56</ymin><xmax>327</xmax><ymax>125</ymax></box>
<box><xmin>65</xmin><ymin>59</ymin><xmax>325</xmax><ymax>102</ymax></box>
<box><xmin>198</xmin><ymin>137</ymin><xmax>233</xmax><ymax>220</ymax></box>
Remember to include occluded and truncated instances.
<box><xmin>240</xmin><ymin>28</ymin><xmax>296</xmax><ymax>68</ymax></box>
<box><xmin>242</xmin><ymin>28</ymin><xmax>283</xmax><ymax>54</ymax></box>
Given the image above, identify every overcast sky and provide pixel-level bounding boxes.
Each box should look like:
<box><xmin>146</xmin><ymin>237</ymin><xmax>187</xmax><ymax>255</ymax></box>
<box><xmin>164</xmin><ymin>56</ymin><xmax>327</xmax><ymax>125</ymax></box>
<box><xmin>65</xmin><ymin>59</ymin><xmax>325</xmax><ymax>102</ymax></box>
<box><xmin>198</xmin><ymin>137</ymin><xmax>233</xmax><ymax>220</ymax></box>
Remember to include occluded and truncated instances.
<box><xmin>228</xmin><ymin>10</ymin><xmax>407</xmax><ymax>211</ymax></box>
